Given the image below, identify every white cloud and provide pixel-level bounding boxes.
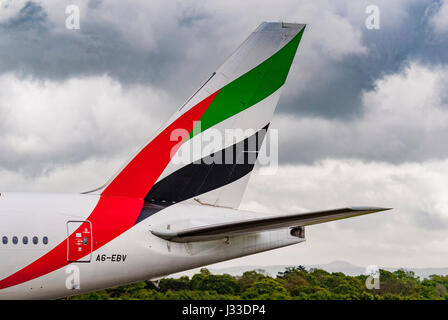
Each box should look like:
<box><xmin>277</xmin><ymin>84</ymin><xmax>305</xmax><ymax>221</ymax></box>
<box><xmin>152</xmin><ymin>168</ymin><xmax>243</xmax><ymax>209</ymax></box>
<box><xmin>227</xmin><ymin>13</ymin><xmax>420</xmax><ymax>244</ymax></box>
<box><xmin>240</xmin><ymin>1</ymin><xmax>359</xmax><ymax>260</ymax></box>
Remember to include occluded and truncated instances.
<box><xmin>0</xmin><ymin>73</ymin><xmax>174</xmax><ymax>185</ymax></box>
<box><xmin>0</xmin><ymin>45</ymin><xmax>446</xmax><ymax>270</ymax></box>
<box><xmin>202</xmin><ymin>0</ymin><xmax>368</xmax><ymax>58</ymax></box>
<box><xmin>236</xmin><ymin>159</ymin><xmax>448</xmax><ymax>268</ymax></box>
<box><xmin>222</xmin><ymin>61</ymin><xmax>448</xmax><ymax>268</ymax></box>
<box><xmin>276</xmin><ymin>62</ymin><xmax>448</xmax><ymax>163</ymax></box>
<box><xmin>0</xmin><ymin>0</ymin><xmax>27</xmax><ymax>23</ymax></box>
<box><xmin>38</xmin><ymin>0</ymin><xmax>368</xmax><ymax>66</ymax></box>
<box><xmin>0</xmin><ymin>156</ymin><xmax>122</xmax><ymax>193</ymax></box>
<box><xmin>1</xmin><ymin>1</ymin><xmax>447</xmax><ymax>270</ymax></box>
<box><xmin>430</xmin><ymin>1</ymin><xmax>448</xmax><ymax>34</ymax></box>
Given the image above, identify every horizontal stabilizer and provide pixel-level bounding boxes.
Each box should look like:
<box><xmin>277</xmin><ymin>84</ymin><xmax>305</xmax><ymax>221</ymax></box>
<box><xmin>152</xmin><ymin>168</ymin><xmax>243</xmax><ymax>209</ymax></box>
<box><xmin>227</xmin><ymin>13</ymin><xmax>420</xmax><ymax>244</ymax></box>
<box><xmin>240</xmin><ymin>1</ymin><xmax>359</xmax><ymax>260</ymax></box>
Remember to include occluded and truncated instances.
<box><xmin>151</xmin><ymin>207</ymin><xmax>391</xmax><ymax>243</ymax></box>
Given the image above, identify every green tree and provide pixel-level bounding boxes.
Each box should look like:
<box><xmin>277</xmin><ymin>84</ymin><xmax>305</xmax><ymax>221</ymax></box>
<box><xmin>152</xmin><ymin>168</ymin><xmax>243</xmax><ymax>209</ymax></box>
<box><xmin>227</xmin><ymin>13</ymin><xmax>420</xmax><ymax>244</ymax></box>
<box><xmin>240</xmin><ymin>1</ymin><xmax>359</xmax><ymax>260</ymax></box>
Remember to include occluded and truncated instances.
<box><xmin>241</xmin><ymin>278</ymin><xmax>291</xmax><ymax>300</ymax></box>
<box><xmin>190</xmin><ymin>269</ymin><xmax>240</xmax><ymax>295</ymax></box>
<box><xmin>70</xmin><ymin>267</ymin><xmax>448</xmax><ymax>300</ymax></box>
<box><xmin>159</xmin><ymin>276</ymin><xmax>191</xmax><ymax>292</ymax></box>
<box><xmin>238</xmin><ymin>270</ymin><xmax>267</xmax><ymax>292</ymax></box>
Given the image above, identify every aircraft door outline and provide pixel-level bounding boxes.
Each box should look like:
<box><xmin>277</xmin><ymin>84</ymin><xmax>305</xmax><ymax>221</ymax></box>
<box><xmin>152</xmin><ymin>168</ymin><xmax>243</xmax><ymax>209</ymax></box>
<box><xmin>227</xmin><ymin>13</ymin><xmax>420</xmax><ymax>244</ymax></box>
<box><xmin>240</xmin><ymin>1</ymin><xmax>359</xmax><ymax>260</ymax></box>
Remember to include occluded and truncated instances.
<box><xmin>67</xmin><ymin>220</ymin><xmax>93</xmax><ymax>263</ymax></box>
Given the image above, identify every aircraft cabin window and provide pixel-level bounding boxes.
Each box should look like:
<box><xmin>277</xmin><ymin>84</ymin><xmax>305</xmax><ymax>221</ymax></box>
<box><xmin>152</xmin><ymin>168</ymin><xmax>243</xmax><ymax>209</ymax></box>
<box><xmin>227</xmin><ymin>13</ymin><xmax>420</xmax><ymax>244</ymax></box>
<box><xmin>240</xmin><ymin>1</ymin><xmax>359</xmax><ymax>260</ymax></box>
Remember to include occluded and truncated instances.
<box><xmin>23</xmin><ymin>236</ymin><xmax>28</xmax><ymax>244</ymax></box>
<box><xmin>2</xmin><ymin>236</ymin><xmax>7</xmax><ymax>244</ymax></box>
<box><xmin>12</xmin><ymin>236</ymin><xmax>18</xmax><ymax>244</ymax></box>
<box><xmin>43</xmin><ymin>236</ymin><xmax>48</xmax><ymax>245</ymax></box>
<box><xmin>32</xmin><ymin>236</ymin><xmax>38</xmax><ymax>245</ymax></box>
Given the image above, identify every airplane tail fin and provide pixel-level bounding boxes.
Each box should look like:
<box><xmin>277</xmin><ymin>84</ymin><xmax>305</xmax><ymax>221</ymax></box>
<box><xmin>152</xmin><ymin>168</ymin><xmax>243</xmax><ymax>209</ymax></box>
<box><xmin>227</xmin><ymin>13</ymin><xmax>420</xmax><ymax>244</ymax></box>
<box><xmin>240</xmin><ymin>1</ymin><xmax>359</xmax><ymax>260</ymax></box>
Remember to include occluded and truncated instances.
<box><xmin>90</xmin><ymin>22</ymin><xmax>306</xmax><ymax>208</ymax></box>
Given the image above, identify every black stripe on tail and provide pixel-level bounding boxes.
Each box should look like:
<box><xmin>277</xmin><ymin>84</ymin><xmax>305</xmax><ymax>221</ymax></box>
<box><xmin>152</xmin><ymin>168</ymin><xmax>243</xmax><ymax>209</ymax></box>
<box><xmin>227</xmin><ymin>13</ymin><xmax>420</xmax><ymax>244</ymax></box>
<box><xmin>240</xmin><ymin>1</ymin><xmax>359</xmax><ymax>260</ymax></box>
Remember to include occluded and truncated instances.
<box><xmin>145</xmin><ymin>124</ymin><xmax>270</xmax><ymax>205</ymax></box>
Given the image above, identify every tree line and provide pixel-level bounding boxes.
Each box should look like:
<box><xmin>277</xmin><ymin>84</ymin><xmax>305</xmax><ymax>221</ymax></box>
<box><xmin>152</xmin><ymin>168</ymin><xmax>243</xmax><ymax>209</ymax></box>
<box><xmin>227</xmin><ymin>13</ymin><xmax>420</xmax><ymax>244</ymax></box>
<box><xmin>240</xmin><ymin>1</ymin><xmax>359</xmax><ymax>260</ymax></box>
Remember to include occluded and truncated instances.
<box><xmin>71</xmin><ymin>266</ymin><xmax>448</xmax><ymax>300</ymax></box>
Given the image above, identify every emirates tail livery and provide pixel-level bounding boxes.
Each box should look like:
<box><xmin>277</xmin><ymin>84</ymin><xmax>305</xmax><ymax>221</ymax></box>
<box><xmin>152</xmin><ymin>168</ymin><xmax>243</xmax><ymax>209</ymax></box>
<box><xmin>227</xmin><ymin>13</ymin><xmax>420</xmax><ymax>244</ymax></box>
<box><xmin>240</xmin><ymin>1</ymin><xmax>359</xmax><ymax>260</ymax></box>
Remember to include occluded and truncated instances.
<box><xmin>0</xmin><ymin>22</ymin><xmax>389</xmax><ymax>299</ymax></box>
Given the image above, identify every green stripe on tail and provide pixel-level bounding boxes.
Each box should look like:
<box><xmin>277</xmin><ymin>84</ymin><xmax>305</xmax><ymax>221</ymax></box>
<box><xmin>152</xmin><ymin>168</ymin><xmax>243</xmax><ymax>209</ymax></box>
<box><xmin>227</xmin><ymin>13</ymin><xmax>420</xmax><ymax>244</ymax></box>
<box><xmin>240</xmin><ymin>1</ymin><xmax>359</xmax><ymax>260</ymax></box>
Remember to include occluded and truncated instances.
<box><xmin>189</xmin><ymin>27</ymin><xmax>305</xmax><ymax>139</ymax></box>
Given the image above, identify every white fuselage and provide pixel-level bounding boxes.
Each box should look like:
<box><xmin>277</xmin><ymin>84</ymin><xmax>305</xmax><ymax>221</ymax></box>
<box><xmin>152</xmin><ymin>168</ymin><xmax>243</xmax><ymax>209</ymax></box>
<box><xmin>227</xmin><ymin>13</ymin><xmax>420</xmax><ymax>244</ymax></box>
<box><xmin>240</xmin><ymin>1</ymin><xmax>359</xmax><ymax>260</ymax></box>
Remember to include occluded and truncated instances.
<box><xmin>0</xmin><ymin>193</ymin><xmax>303</xmax><ymax>299</ymax></box>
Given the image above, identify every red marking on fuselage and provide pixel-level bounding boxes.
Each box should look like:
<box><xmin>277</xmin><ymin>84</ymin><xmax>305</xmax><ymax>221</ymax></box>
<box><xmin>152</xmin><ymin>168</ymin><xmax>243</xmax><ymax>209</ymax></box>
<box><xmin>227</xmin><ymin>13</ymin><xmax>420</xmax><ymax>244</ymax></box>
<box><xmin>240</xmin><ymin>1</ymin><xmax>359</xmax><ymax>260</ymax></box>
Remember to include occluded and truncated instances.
<box><xmin>0</xmin><ymin>196</ymin><xmax>143</xmax><ymax>290</ymax></box>
<box><xmin>0</xmin><ymin>90</ymin><xmax>220</xmax><ymax>290</ymax></box>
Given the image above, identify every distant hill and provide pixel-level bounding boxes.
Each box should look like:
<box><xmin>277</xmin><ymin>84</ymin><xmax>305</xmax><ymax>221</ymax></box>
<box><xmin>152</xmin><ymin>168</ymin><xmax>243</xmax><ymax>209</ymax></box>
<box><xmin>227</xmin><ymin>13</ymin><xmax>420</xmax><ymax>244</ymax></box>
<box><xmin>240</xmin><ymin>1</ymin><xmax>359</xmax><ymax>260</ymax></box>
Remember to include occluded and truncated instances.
<box><xmin>169</xmin><ymin>260</ymin><xmax>448</xmax><ymax>279</ymax></box>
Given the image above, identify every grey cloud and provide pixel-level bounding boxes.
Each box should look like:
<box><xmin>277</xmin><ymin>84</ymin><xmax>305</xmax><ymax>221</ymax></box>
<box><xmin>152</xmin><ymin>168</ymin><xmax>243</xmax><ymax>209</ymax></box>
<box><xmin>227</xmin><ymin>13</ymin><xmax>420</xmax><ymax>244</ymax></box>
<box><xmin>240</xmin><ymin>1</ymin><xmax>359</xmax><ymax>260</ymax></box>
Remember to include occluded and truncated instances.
<box><xmin>0</xmin><ymin>74</ymin><xmax>174</xmax><ymax>177</ymax></box>
<box><xmin>274</xmin><ymin>61</ymin><xmax>448</xmax><ymax>165</ymax></box>
<box><xmin>1</xmin><ymin>1</ymin><xmax>448</xmax><ymax>269</ymax></box>
<box><xmin>1</xmin><ymin>1</ymin><xmax>448</xmax><ymax>170</ymax></box>
<box><xmin>0</xmin><ymin>1</ymin><xmax>223</xmax><ymax>104</ymax></box>
<box><xmin>0</xmin><ymin>2</ymin><xmax>153</xmax><ymax>83</ymax></box>
<box><xmin>279</xmin><ymin>0</ymin><xmax>448</xmax><ymax>119</ymax></box>
<box><xmin>87</xmin><ymin>0</ymin><xmax>102</xmax><ymax>10</ymax></box>
<box><xmin>1</xmin><ymin>1</ymin><xmax>448</xmax><ymax>171</ymax></box>
<box><xmin>1</xmin><ymin>0</ymin><xmax>447</xmax><ymax>121</ymax></box>
<box><xmin>237</xmin><ymin>160</ymin><xmax>448</xmax><ymax>267</ymax></box>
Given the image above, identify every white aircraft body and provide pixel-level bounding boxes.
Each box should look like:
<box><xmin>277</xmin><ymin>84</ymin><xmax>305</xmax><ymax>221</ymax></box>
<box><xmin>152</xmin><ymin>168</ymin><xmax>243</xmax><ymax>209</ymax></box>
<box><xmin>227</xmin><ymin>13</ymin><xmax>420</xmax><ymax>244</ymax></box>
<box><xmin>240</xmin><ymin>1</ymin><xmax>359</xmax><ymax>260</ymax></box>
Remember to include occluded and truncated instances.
<box><xmin>0</xmin><ymin>22</ymin><xmax>389</xmax><ymax>299</ymax></box>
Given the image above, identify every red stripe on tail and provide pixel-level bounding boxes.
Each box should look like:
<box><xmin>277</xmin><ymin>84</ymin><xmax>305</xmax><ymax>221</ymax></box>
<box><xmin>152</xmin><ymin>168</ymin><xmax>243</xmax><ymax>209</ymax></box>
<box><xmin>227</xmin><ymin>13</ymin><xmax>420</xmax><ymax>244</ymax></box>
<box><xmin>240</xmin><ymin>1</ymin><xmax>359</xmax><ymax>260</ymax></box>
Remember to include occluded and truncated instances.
<box><xmin>102</xmin><ymin>90</ymin><xmax>219</xmax><ymax>199</ymax></box>
<box><xmin>0</xmin><ymin>90</ymin><xmax>220</xmax><ymax>290</ymax></box>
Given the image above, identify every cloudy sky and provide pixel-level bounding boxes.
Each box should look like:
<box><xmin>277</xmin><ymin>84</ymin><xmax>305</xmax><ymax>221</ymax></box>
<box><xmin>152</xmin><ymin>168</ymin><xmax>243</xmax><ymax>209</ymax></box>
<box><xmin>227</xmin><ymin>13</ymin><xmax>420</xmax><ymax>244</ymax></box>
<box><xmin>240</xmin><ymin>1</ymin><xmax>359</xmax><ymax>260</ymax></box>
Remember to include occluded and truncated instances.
<box><xmin>1</xmin><ymin>0</ymin><xmax>448</xmax><ymax>270</ymax></box>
